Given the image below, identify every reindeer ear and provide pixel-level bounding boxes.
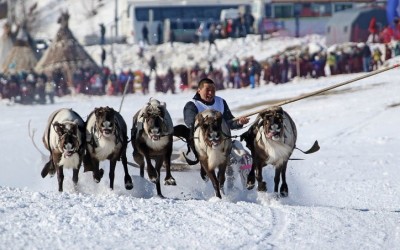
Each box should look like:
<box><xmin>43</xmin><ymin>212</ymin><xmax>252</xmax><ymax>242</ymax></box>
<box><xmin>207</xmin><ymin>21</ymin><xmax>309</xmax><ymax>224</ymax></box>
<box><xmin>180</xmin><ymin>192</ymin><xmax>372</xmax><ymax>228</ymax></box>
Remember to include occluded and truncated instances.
<box><xmin>158</xmin><ymin>105</ymin><xmax>165</xmax><ymax>117</ymax></box>
<box><xmin>196</xmin><ymin>114</ymin><xmax>204</xmax><ymax>125</ymax></box>
<box><xmin>53</xmin><ymin>122</ymin><xmax>64</xmax><ymax>136</ymax></box>
<box><xmin>95</xmin><ymin>107</ymin><xmax>101</xmax><ymax>116</ymax></box>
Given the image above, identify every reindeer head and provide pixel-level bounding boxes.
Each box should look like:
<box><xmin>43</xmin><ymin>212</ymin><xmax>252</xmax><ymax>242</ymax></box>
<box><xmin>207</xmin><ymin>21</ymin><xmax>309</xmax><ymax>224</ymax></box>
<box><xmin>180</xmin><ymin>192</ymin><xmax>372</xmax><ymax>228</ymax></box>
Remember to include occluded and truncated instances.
<box><xmin>142</xmin><ymin>100</ymin><xmax>167</xmax><ymax>141</ymax></box>
<box><xmin>197</xmin><ymin>110</ymin><xmax>223</xmax><ymax>148</ymax></box>
<box><xmin>260</xmin><ymin>106</ymin><xmax>284</xmax><ymax>142</ymax></box>
<box><xmin>53</xmin><ymin>121</ymin><xmax>80</xmax><ymax>157</ymax></box>
<box><xmin>94</xmin><ymin>106</ymin><xmax>116</xmax><ymax>138</ymax></box>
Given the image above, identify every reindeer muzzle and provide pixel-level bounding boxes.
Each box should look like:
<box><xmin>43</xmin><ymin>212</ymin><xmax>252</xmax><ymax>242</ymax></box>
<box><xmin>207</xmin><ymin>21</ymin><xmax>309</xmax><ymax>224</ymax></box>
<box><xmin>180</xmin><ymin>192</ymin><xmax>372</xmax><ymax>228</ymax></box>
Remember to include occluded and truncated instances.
<box><xmin>63</xmin><ymin>150</ymin><xmax>75</xmax><ymax>158</ymax></box>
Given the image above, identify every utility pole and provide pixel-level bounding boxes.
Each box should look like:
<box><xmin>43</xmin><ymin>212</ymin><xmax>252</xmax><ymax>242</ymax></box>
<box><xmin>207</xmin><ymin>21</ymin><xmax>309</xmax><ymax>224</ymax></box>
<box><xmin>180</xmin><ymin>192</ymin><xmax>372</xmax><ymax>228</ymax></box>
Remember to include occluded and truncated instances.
<box><xmin>114</xmin><ymin>0</ymin><xmax>118</xmax><ymax>37</ymax></box>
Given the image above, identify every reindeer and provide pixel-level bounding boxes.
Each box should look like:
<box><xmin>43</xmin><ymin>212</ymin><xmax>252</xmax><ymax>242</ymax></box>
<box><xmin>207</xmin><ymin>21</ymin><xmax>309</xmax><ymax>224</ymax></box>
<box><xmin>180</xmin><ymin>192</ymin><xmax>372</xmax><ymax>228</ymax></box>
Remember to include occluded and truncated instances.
<box><xmin>191</xmin><ymin>109</ymin><xmax>232</xmax><ymax>199</ymax></box>
<box><xmin>84</xmin><ymin>106</ymin><xmax>133</xmax><ymax>190</ymax></box>
<box><xmin>241</xmin><ymin>106</ymin><xmax>319</xmax><ymax>197</ymax></box>
<box><xmin>131</xmin><ymin>98</ymin><xmax>175</xmax><ymax>197</ymax></box>
<box><xmin>41</xmin><ymin>108</ymin><xmax>85</xmax><ymax>192</ymax></box>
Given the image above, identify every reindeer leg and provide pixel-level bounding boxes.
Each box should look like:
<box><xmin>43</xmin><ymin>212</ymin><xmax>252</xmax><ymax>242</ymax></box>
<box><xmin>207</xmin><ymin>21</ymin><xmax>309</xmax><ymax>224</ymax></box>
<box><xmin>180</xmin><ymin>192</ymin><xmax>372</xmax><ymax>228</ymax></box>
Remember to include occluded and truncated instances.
<box><xmin>41</xmin><ymin>159</ymin><xmax>53</xmax><ymax>178</ymax></box>
<box><xmin>57</xmin><ymin>166</ymin><xmax>64</xmax><ymax>192</ymax></box>
<box><xmin>217</xmin><ymin>164</ymin><xmax>227</xmax><ymax>195</ymax></box>
<box><xmin>206</xmin><ymin>168</ymin><xmax>222</xmax><ymax>199</ymax></box>
<box><xmin>280</xmin><ymin>161</ymin><xmax>289</xmax><ymax>197</ymax></box>
<box><xmin>92</xmin><ymin>159</ymin><xmax>103</xmax><ymax>183</ymax></box>
<box><xmin>163</xmin><ymin>142</ymin><xmax>176</xmax><ymax>186</ymax></box>
<box><xmin>155</xmin><ymin>159</ymin><xmax>164</xmax><ymax>198</ymax></box>
<box><xmin>274</xmin><ymin>166</ymin><xmax>281</xmax><ymax>194</ymax></box>
<box><xmin>145</xmin><ymin>155</ymin><xmax>159</xmax><ymax>183</ymax></box>
<box><xmin>133</xmin><ymin>151</ymin><xmax>145</xmax><ymax>178</ymax></box>
<box><xmin>255</xmin><ymin>163</ymin><xmax>267</xmax><ymax>192</ymax></box>
<box><xmin>48</xmin><ymin>159</ymin><xmax>56</xmax><ymax>177</ymax></box>
<box><xmin>121</xmin><ymin>150</ymin><xmax>133</xmax><ymax>190</ymax></box>
<box><xmin>72</xmin><ymin>165</ymin><xmax>79</xmax><ymax>186</ymax></box>
<box><xmin>109</xmin><ymin>160</ymin><xmax>116</xmax><ymax>190</ymax></box>
<box><xmin>200</xmin><ymin>165</ymin><xmax>209</xmax><ymax>182</ymax></box>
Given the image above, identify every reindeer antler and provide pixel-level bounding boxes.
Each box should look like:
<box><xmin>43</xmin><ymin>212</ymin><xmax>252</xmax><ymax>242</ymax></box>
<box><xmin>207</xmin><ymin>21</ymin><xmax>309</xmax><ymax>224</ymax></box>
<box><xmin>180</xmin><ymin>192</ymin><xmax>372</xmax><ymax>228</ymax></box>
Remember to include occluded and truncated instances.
<box><xmin>28</xmin><ymin>120</ymin><xmax>47</xmax><ymax>160</ymax></box>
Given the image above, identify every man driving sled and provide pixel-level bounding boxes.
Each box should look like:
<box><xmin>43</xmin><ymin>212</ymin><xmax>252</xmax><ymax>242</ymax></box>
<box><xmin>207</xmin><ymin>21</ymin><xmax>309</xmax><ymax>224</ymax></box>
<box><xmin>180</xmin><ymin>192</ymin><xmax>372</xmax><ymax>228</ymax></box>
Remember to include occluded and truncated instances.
<box><xmin>174</xmin><ymin>77</ymin><xmax>250</xmax><ymax>188</ymax></box>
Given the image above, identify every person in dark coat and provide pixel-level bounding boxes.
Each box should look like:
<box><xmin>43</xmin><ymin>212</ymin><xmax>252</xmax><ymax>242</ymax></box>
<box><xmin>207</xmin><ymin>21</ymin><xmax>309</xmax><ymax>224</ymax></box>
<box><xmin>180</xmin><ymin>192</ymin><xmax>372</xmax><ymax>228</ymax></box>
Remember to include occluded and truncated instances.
<box><xmin>208</xmin><ymin>24</ymin><xmax>218</xmax><ymax>54</ymax></box>
<box><xmin>157</xmin><ymin>23</ymin><xmax>163</xmax><ymax>44</ymax></box>
<box><xmin>148</xmin><ymin>56</ymin><xmax>157</xmax><ymax>77</ymax></box>
<box><xmin>361</xmin><ymin>43</ymin><xmax>372</xmax><ymax>72</ymax></box>
<box><xmin>183</xmin><ymin>77</ymin><xmax>249</xmax><ymax>131</ymax></box>
<box><xmin>101</xmin><ymin>47</ymin><xmax>106</xmax><ymax>67</ymax></box>
<box><xmin>142</xmin><ymin>23</ymin><xmax>150</xmax><ymax>45</ymax></box>
<box><xmin>99</xmin><ymin>23</ymin><xmax>106</xmax><ymax>45</ymax></box>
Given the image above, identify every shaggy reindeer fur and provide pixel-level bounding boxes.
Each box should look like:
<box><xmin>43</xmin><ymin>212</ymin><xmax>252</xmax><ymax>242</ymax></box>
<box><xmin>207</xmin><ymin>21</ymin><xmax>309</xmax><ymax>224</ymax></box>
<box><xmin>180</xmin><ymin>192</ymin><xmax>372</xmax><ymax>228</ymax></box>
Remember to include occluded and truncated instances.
<box><xmin>193</xmin><ymin>109</ymin><xmax>232</xmax><ymax>198</ymax></box>
<box><xmin>42</xmin><ymin>108</ymin><xmax>85</xmax><ymax>192</ymax></box>
<box><xmin>131</xmin><ymin>98</ymin><xmax>175</xmax><ymax>197</ymax></box>
<box><xmin>241</xmin><ymin>106</ymin><xmax>297</xmax><ymax>197</ymax></box>
<box><xmin>84</xmin><ymin>106</ymin><xmax>133</xmax><ymax>190</ymax></box>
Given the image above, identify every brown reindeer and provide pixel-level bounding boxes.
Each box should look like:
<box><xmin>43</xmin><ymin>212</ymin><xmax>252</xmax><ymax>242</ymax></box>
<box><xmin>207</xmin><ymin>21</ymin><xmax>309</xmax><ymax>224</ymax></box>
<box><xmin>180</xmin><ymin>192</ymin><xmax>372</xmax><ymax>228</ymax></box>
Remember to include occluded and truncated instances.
<box><xmin>42</xmin><ymin>108</ymin><xmax>85</xmax><ymax>192</ymax></box>
<box><xmin>192</xmin><ymin>109</ymin><xmax>232</xmax><ymax>199</ymax></box>
<box><xmin>131</xmin><ymin>98</ymin><xmax>175</xmax><ymax>197</ymax></box>
<box><xmin>84</xmin><ymin>106</ymin><xmax>133</xmax><ymax>190</ymax></box>
<box><xmin>241</xmin><ymin>106</ymin><xmax>319</xmax><ymax>197</ymax></box>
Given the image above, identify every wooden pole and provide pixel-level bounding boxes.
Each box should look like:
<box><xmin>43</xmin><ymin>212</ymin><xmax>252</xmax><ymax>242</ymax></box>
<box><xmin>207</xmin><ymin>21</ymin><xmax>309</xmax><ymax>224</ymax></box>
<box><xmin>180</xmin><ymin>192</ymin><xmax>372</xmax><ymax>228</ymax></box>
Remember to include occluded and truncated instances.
<box><xmin>233</xmin><ymin>63</ymin><xmax>400</xmax><ymax>121</ymax></box>
<box><xmin>118</xmin><ymin>76</ymin><xmax>131</xmax><ymax>113</ymax></box>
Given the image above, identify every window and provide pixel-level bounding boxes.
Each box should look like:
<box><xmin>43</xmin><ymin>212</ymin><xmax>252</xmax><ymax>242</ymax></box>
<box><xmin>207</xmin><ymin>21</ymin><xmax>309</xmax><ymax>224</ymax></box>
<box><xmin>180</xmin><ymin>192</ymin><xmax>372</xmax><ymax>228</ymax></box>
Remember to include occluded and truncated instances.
<box><xmin>265</xmin><ymin>5</ymin><xmax>272</xmax><ymax>18</ymax></box>
<box><xmin>274</xmin><ymin>5</ymin><xmax>293</xmax><ymax>18</ymax></box>
<box><xmin>135</xmin><ymin>8</ymin><xmax>149</xmax><ymax>21</ymax></box>
<box><xmin>311</xmin><ymin>3</ymin><xmax>332</xmax><ymax>16</ymax></box>
<box><xmin>334</xmin><ymin>3</ymin><xmax>353</xmax><ymax>12</ymax></box>
<box><xmin>344</xmin><ymin>26</ymin><xmax>348</xmax><ymax>33</ymax></box>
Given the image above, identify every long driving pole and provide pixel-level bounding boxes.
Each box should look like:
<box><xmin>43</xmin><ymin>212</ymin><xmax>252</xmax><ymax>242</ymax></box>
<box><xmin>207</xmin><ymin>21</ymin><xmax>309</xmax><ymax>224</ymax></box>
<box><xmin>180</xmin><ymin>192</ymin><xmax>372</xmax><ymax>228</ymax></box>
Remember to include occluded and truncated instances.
<box><xmin>233</xmin><ymin>63</ymin><xmax>400</xmax><ymax>121</ymax></box>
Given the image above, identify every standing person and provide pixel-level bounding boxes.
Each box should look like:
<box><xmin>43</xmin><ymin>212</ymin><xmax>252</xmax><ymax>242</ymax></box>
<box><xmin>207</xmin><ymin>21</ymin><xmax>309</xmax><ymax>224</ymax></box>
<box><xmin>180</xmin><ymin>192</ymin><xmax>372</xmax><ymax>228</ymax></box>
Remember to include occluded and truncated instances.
<box><xmin>361</xmin><ymin>43</ymin><xmax>372</xmax><ymax>72</ymax></box>
<box><xmin>157</xmin><ymin>23</ymin><xmax>163</xmax><ymax>44</ymax></box>
<box><xmin>45</xmin><ymin>76</ymin><xmax>56</xmax><ymax>104</ymax></box>
<box><xmin>99</xmin><ymin>23</ymin><xmax>106</xmax><ymax>45</ymax></box>
<box><xmin>142</xmin><ymin>23</ymin><xmax>149</xmax><ymax>45</ymax></box>
<box><xmin>169</xmin><ymin>30</ymin><xmax>175</xmax><ymax>47</ymax></box>
<box><xmin>368</xmin><ymin>17</ymin><xmax>379</xmax><ymax>43</ymax></box>
<box><xmin>384</xmin><ymin>44</ymin><xmax>392</xmax><ymax>61</ymax></box>
<box><xmin>148</xmin><ymin>56</ymin><xmax>157</xmax><ymax>78</ymax></box>
<box><xmin>165</xmin><ymin>68</ymin><xmax>175</xmax><ymax>94</ymax></box>
<box><xmin>101</xmin><ymin>47</ymin><xmax>106</xmax><ymax>67</ymax></box>
<box><xmin>208</xmin><ymin>24</ymin><xmax>218</xmax><ymax>54</ymax></box>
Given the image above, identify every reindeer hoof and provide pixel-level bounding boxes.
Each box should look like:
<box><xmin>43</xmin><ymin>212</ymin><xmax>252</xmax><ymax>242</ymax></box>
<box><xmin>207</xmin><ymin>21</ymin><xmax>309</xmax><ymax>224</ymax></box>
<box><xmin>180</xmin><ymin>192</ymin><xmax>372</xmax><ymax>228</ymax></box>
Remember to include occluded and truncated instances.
<box><xmin>246</xmin><ymin>182</ymin><xmax>255</xmax><ymax>190</ymax></box>
<box><xmin>47</xmin><ymin>165</ymin><xmax>56</xmax><ymax>177</ymax></box>
<box><xmin>257</xmin><ymin>182</ymin><xmax>267</xmax><ymax>192</ymax></box>
<box><xmin>200</xmin><ymin>168</ymin><xmax>209</xmax><ymax>182</ymax></box>
<box><xmin>93</xmin><ymin>169</ymin><xmax>104</xmax><ymax>183</ymax></box>
<box><xmin>41</xmin><ymin>164</ymin><xmax>50</xmax><ymax>178</ymax></box>
<box><xmin>149</xmin><ymin>176</ymin><xmax>159</xmax><ymax>184</ymax></box>
<box><xmin>125</xmin><ymin>175</ymin><xmax>133</xmax><ymax>190</ymax></box>
<box><xmin>280</xmin><ymin>184</ymin><xmax>288</xmax><ymax>197</ymax></box>
<box><xmin>200</xmin><ymin>170</ymin><xmax>209</xmax><ymax>182</ymax></box>
<box><xmin>164</xmin><ymin>177</ymin><xmax>176</xmax><ymax>186</ymax></box>
<box><xmin>201</xmin><ymin>175</ymin><xmax>209</xmax><ymax>182</ymax></box>
<box><xmin>125</xmin><ymin>182</ymin><xmax>133</xmax><ymax>190</ymax></box>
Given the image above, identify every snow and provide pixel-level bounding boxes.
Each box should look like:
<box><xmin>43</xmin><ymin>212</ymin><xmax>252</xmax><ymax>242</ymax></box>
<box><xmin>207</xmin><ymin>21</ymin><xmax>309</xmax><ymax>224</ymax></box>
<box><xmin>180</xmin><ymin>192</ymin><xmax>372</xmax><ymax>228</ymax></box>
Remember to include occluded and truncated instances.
<box><xmin>1</xmin><ymin>1</ymin><xmax>400</xmax><ymax>249</ymax></box>
<box><xmin>2</xmin><ymin>62</ymin><xmax>400</xmax><ymax>248</ymax></box>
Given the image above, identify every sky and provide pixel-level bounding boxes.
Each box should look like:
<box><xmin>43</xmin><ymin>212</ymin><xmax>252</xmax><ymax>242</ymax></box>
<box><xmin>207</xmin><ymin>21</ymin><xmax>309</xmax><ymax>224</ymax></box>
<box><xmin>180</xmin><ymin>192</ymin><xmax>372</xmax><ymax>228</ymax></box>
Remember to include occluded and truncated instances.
<box><xmin>1</xmin><ymin>1</ymin><xmax>400</xmax><ymax>249</ymax></box>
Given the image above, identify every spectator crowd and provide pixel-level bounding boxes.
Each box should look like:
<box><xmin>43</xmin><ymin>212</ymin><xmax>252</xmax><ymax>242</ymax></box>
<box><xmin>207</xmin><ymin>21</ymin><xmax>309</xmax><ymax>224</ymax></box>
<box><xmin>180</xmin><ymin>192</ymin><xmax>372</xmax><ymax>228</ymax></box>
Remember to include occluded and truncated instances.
<box><xmin>0</xmin><ymin>39</ymin><xmax>398</xmax><ymax>105</ymax></box>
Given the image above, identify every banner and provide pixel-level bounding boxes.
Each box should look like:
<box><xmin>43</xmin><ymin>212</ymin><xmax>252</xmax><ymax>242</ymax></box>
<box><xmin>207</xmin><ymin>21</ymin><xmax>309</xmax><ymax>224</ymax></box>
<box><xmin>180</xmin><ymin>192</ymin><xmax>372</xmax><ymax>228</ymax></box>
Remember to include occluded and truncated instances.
<box><xmin>387</xmin><ymin>0</ymin><xmax>400</xmax><ymax>27</ymax></box>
